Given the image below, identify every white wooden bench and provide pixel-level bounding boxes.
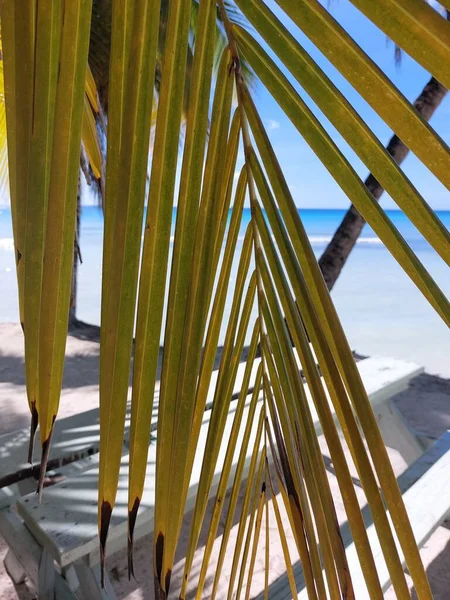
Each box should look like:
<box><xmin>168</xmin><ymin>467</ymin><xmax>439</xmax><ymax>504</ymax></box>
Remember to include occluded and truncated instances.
<box><xmin>0</xmin><ymin>355</ymin><xmax>424</xmax><ymax>498</ymax></box>
<box><xmin>2</xmin><ymin>380</ymin><xmax>263</xmax><ymax>600</ymax></box>
<box><xmin>0</xmin><ymin>362</ymin><xmax>254</xmax><ymax>503</ymax></box>
<box><xmin>0</xmin><ymin>356</ymin><xmax>426</xmax><ymax>598</ymax></box>
<box><xmin>257</xmin><ymin>429</ymin><xmax>450</xmax><ymax>600</ymax></box>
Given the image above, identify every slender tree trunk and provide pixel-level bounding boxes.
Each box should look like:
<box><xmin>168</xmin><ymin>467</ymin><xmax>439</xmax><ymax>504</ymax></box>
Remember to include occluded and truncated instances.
<box><xmin>68</xmin><ymin>178</ymin><xmax>82</xmax><ymax>329</ymax></box>
<box><xmin>318</xmin><ymin>75</ymin><xmax>448</xmax><ymax>290</ymax></box>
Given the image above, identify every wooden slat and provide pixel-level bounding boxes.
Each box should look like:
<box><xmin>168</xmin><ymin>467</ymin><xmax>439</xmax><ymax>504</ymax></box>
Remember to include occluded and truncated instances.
<box><xmin>0</xmin><ymin>356</ymin><xmax>421</xmax><ymax>488</ymax></box>
<box><xmin>344</xmin><ymin>430</ymin><xmax>450</xmax><ymax>599</ymax></box>
<box><xmin>11</xmin><ymin>356</ymin><xmax>423</xmax><ymax>573</ymax></box>
<box><xmin>17</xmin><ymin>391</ymin><xmax>264</xmax><ymax>567</ymax></box>
<box><xmin>258</xmin><ymin>430</ymin><xmax>450</xmax><ymax>600</ymax></box>
<box><xmin>292</xmin><ymin>352</ymin><xmax>423</xmax><ymax>434</ymax></box>
<box><xmin>0</xmin><ymin>507</ymin><xmax>77</xmax><ymax>599</ymax></box>
<box><xmin>355</xmin><ymin>356</ymin><xmax>423</xmax><ymax>406</ymax></box>
<box><xmin>0</xmin><ymin>360</ymin><xmax>261</xmax><ymax>488</ymax></box>
<box><xmin>3</xmin><ymin>549</ymin><xmax>26</xmax><ymax>584</ymax></box>
<box><xmin>0</xmin><ymin>405</ymin><xmax>135</xmax><ymax>488</ymax></box>
<box><xmin>73</xmin><ymin>557</ymin><xmax>117</xmax><ymax>600</ymax></box>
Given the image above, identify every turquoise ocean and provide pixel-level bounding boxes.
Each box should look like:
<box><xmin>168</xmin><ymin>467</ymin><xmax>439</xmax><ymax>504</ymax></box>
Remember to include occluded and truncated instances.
<box><xmin>1</xmin><ymin>206</ymin><xmax>449</xmax><ymax>376</ymax></box>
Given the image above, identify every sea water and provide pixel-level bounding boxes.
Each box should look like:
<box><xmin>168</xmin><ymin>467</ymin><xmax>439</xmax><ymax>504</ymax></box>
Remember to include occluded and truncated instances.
<box><xmin>1</xmin><ymin>206</ymin><xmax>449</xmax><ymax>376</ymax></box>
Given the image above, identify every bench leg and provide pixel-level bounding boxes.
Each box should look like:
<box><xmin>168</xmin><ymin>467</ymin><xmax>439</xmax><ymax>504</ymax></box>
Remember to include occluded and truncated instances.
<box><xmin>0</xmin><ymin>508</ymin><xmax>77</xmax><ymax>599</ymax></box>
<box><xmin>38</xmin><ymin>548</ymin><xmax>56</xmax><ymax>600</ymax></box>
<box><xmin>73</xmin><ymin>558</ymin><xmax>117</xmax><ymax>600</ymax></box>
<box><xmin>375</xmin><ymin>401</ymin><xmax>425</xmax><ymax>465</ymax></box>
<box><xmin>61</xmin><ymin>564</ymin><xmax>80</xmax><ymax>593</ymax></box>
<box><xmin>4</xmin><ymin>549</ymin><xmax>27</xmax><ymax>584</ymax></box>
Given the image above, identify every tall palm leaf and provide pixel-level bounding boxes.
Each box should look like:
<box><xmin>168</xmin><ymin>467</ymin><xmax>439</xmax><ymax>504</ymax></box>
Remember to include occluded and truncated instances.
<box><xmin>0</xmin><ymin>0</ymin><xmax>249</xmax><ymax>331</ymax></box>
<box><xmin>1</xmin><ymin>1</ymin><xmax>449</xmax><ymax>599</ymax></box>
<box><xmin>318</xmin><ymin>3</ymin><xmax>449</xmax><ymax>290</ymax></box>
<box><xmin>70</xmin><ymin>0</ymin><xmax>253</xmax><ymax>327</ymax></box>
<box><xmin>0</xmin><ymin>23</ymin><xmax>102</xmax><ymax>333</ymax></box>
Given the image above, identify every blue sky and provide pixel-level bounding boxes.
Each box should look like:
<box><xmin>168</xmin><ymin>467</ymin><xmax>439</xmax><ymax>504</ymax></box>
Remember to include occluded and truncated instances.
<box><xmin>238</xmin><ymin>0</ymin><xmax>450</xmax><ymax>209</ymax></box>
<box><xmin>3</xmin><ymin>0</ymin><xmax>449</xmax><ymax>211</ymax></box>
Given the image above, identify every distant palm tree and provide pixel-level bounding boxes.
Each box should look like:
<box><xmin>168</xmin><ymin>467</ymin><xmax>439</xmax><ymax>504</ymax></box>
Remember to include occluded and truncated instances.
<box><xmin>319</xmin><ymin>7</ymin><xmax>449</xmax><ymax>291</ymax></box>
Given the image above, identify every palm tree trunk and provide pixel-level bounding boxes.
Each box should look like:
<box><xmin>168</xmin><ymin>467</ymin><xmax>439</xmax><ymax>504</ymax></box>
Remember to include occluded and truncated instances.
<box><xmin>68</xmin><ymin>177</ymin><xmax>82</xmax><ymax>329</ymax></box>
<box><xmin>318</xmin><ymin>74</ymin><xmax>448</xmax><ymax>290</ymax></box>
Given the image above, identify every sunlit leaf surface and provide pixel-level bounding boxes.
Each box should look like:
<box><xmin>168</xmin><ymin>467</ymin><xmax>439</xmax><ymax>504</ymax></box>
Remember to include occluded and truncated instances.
<box><xmin>2</xmin><ymin>0</ymin><xmax>448</xmax><ymax>597</ymax></box>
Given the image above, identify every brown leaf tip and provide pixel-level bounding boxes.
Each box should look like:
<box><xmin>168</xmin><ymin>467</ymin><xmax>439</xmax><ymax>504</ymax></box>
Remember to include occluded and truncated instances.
<box><xmin>165</xmin><ymin>569</ymin><xmax>172</xmax><ymax>595</ymax></box>
<box><xmin>100</xmin><ymin>500</ymin><xmax>113</xmax><ymax>588</ymax></box>
<box><xmin>153</xmin><ymin>533</ymin><xmax>172</xmax><ymax>596</ymax></box>
<box><xmin>28</xmin><ymin>403</ymin><xmax>39</xmax><ymax>464</ymax></box>
<box><xmin>127</xmin><ymin>542</ymin><xmax>135</xmax><ymax>582</ymax></box>
<box><xmin>36</xmin><ymin>419</ymin><xmax>56</xmax><ymax>502</ymax></box>
<box><xmin>154</xmin><ymin>574</ymin><xmax>167</xmax><ymax>600</ymax></box>
<box><xmin>155</xmin><ymin>532</ymin><xmax>164</xmax><ymax>583</ymax></box>
<box><xmin>128</xmin><ymin>497</ymin><xmax>140</xmax><ymax>581</ymax></box>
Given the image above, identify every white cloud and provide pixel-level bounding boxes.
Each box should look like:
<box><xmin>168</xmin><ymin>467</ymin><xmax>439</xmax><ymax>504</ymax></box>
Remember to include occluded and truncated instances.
<box><xmin>266</xmin><ymin>119</ymin><xmax>280</xmax><ymax>131</ymax></box>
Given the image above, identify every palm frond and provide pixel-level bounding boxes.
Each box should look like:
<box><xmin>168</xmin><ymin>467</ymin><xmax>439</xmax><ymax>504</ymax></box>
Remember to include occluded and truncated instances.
<box><xmin>97</xmin><ymin>0</ymin><xmax>162</xmax><ymax>575</ymax></box>
<box><xmin>0</xmin><ymin>48</ymin><xmax>9</xmax><ymax>199</ymax></box>
<box><xmin>2</xmin><ymin>0</ymin><xmax>449</xmax><ymax>598</ymax></box>
<box><xmin>347</xmin><ymin>0</ymin><xmax>450</xmax><ymax>88</ymax></box>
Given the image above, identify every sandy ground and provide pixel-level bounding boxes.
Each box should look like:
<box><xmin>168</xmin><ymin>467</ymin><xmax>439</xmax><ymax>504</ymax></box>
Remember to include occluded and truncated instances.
<box><xmin>0</xmin><ymin>322</ymin><xmax>449</xmax><ymax>599</ymax></box>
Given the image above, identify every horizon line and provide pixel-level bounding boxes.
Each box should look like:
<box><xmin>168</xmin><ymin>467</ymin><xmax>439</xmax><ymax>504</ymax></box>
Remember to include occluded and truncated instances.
<box><xmin>1</xmin><ymin>204</ymin><xmax>450</xmax><ymax>213</ymax></box>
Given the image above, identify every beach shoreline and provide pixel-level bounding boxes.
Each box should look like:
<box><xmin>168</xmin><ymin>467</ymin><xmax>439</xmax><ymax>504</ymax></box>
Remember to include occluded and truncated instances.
<box><xmin>2</xmin><ymin>206</ymin><xmax>450</xmax><ymax>379</ymax></box>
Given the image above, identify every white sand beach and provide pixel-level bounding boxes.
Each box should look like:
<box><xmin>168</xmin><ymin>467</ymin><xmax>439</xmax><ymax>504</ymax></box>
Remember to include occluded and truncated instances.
<box><xmin>0</xmin><ymin>322</ymin><xmax>449</xmax><ymax>599</ymax></box>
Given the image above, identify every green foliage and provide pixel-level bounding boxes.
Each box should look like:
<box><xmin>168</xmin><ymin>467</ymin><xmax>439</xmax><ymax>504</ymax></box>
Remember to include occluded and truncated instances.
<box><xmin>2</xmin><ymin>0</ymin><xmax>449</xmax><ymax>597</ymax></box>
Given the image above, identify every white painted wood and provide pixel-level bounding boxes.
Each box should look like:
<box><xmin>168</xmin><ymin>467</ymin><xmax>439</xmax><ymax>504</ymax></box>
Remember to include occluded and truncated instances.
<box><xmin>294</xmin><ymin>353</ymin><xmax>423</xmax><ymax>462</ymax></box>
<box><xmin>0</xmin><ymin>356</ymin><xmax>419</xmax><ymax>490</ymax></box>
<box><xmin>61</xmin><ymin>564</ymin><xmax>80</xmax><ymax>593</ymax></box>
<box><xmin>4</xmin><ymin>549</ymin><xmax>26</xmax><ymax>584</ymax></box>
<box><xmin>0</xmin><ymin>508</ymin><xmax>77</xmax><ymax>599</ymax></box>
<box><xmin>15</xmin><ymin>356</ymin><xmax>421</xmax><ymax>570</ymax></box>
<box><xmin>18</xmin><ymin>392</ymin><xmax>264</xmax><ymax>568</ymax></box>
<box><xmin>73</xmin><ymin>558</ymin><xmax>116</xmax><ymax>600</ymax></box>
<box><xmin>345</xmin><ymin>430</ymin><xmax>450</xmax><ymax>598</ymax></box>
<box><xmin>0</xmin><ymin>405</ymin><xmax>133</xmax><ymax>489</ymax></box>
<box><xmin>354</xmin><ymin>355</ymin><xmax>423</xmax><ymax>407</ymax></box>
<box><xmin>374</xmin><ymin>401</ymin><xmax>423</xmax><ymax>465</ymax></box>
<box><xmin>283</xmin><ymin>430</ymin><xmax>450</xmax><ymax>600</ymax></box>
<box><xmin>0</xmin><ymin>359</ymin><xmax>260</xmax><ymax>489</ymax></box>
<box><xmin>38</xmin><ymin>548</ymin><xmax>56</xmax><ymax>600</ymax></box>
<box><xmin>3</xmin><ymin>355</ymin><xmax>422</xmax><ymax>600</ymax></box>
<box><xmin>0</xmin><ymin>507</ymin><xmax>42</xmax><ymax>587</ymax></box>
<box><xmin>257</xmin><ymin>431</ymin><xmax>450</xmax><ymax>600</ymax></box>
<box><xmin>0</xmin><ymin>484</ymin><xmax>20</xmax><ymax>509</ymax></box>
<box><xmin>0</xmin><ymin>455</ymin><xmax>104</xmax><ymax>514</ymax></box>
<box><xmin>294</xmin><ymin>353</ymin><xmax>423</xmax><ymax>435</ymax></box>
